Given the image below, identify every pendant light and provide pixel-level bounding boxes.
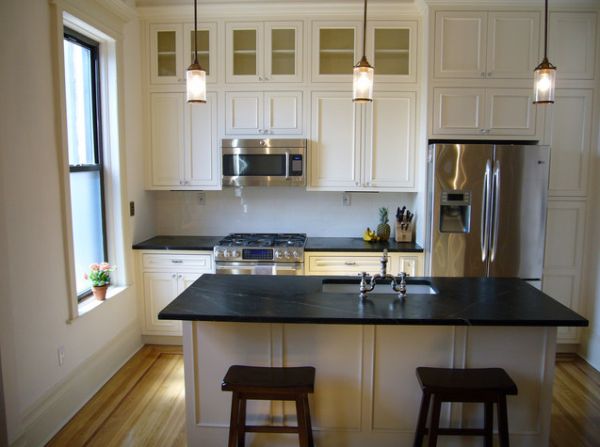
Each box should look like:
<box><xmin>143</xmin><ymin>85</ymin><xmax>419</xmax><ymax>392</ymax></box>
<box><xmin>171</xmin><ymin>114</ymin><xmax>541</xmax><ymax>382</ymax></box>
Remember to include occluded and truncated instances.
<box><xmin>186</xmin><ymin>0</ymin><xmax>206</xmax><ymax>103</ymax></box>
<box><xmin>533</xmin><ymin>0</ymin><xmax>556</xmax><ymax>104</ymax></box>
<box><xmin>353</xmin><ymin>0</ymin><xmax>374</xmax><ymax>103</ymax></box>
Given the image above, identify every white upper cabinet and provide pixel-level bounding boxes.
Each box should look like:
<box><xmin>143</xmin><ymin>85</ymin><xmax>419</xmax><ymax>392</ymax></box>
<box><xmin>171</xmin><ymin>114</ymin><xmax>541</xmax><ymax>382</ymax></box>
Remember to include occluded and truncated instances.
<box><xmin>312</xmin><ymin>21</ymin><xmax>362</xmax><ymax>83</ymax></box>
<box><xmin>432</xmin><ymin>87</ymin><xmax>537</xmax><ymax>137</ymax></box>
<box><xmin>226</xmin><ymin>21</ymin><xmax>303</xmax><ymax>83</ymax></box>
<box><xmin>148</xmin><ymin>92</ymin><xmax>219</xmax><ymax>190</ymax></box>
<box><xmin>366</xmin><ymin>21</ymin><xmax>418</xmax><ymax>83</ymax></box>
<box><xmin>150</xmin><ymin>23</ymin><xmax>217</xmax><ymax>85</ymax></box>
<box><xmin>547</xmin><ymin>89</ymin><xmax>593</xmax><ymax>197</ymax></box>
<box><xmin>225</xmin><ymin>91</ymin><xmax>303</xmax><ymax>135</ymax></box>
<box><xmin>310</xmin><ymin>91</ymin><xmax>416</xmax><ymax>191</ymax></box>
<box><xmin>434</xmin><ymin>11</ymin><xmax>540</xmax><ymax>79</ymax></box>
<box><xmin>549</xmin><ymin>12</ymin><xmax>597</xmax><ymax>80</ymax></box>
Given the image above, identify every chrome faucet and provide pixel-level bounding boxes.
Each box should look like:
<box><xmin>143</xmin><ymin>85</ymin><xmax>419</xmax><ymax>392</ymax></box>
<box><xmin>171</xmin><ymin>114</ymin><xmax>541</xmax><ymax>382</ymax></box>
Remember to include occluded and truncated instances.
<box><xmin>358</xmin><ymin>250</ymin><xmax>409</xmax><ymax>300</ymax></box>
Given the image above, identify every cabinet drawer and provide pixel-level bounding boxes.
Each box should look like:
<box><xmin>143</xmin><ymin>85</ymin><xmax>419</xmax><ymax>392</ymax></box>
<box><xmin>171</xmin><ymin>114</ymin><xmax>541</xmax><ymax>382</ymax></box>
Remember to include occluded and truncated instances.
<box><xmin>308</xmin><ymin>256</ymin><xmax>390</xmax><ymax>275</ymax></box>
<box><xmin>142</xmin><ymin>253</ymin><xmax>213</xmax><ymax>271</ymax></box>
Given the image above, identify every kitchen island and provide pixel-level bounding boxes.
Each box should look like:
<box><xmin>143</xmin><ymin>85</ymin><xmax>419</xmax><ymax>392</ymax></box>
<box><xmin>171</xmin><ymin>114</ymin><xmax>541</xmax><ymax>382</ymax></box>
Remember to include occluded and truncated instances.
<box><xmin>159</xmin><ymin>275</ymin><xmax>587</xmax><ymax>447</ymax></box>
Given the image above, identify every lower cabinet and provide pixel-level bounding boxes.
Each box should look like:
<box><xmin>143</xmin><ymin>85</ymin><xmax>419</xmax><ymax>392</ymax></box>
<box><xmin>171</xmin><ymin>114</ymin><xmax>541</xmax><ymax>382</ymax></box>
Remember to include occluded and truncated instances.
<box><xmin>139</xmin><ymin>251</ymin><xmax>214</xmax><ymax>336</ymax></box>
<box><xmin>304</xmin><ymin>252</ymin><xmax>424</xmax><ymax>277</ymax></box>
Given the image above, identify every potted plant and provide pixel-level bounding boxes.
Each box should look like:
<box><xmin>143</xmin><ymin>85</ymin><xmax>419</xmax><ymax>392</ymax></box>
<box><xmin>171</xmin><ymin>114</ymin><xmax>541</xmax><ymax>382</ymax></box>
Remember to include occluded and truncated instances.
<box><xmin>84</xmin><ymin>262</ymin><xmax>115</xmax><ymax>300</ymax></box>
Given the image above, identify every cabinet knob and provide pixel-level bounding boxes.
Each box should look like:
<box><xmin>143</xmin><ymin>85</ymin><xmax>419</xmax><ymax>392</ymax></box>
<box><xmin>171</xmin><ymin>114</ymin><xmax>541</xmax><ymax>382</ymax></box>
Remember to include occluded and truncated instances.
<box><xmin>171</xmin><ymin>274</ymin><xmax>177</xmax><ymax>279</ymax></box>
<box><xmin>487</xmin><ymin>72</ymin><xmax>492</xmax><ymax>77</ymax></box>
<box><xmin>480</xmin><ymin>72</ymin><xmax>486</xmax><ymax>78</ymax></box>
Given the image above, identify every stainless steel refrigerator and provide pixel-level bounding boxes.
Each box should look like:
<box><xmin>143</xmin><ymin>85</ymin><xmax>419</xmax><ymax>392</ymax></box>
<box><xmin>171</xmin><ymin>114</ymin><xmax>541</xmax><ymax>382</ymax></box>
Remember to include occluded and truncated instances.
<box><xmin>426</xmin><ymin>143</ymin><xmax>550</xmax><ymax>282</ymax></box>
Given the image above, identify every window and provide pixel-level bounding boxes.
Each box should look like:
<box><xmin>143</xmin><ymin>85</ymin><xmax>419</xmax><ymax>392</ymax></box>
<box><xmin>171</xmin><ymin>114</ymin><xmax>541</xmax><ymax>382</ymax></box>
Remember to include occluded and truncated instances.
<box><xmin>63</xmin><ymin>28</ymin><xmax>107</xmax><ymax>300</ymax></box>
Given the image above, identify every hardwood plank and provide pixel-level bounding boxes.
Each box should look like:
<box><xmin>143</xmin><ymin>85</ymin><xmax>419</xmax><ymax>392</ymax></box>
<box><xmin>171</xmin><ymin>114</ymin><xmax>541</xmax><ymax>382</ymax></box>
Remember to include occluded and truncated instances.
<box><xmin>48</xmin><ymin>346</ymin><xmax>600</xmax><ymax>447</ymax></box>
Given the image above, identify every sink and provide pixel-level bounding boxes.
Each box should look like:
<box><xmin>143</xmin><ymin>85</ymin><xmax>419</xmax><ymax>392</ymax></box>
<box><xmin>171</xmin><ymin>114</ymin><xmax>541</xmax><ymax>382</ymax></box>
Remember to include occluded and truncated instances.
<box><xmin>321</xmin><ymin>279</ymin><xmax>438</xmax><ymax>295</ymax></box>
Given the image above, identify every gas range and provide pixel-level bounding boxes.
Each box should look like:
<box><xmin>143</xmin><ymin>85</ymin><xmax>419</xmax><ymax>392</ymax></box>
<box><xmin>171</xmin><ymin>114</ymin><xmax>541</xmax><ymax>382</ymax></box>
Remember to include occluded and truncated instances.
<box><xmin>214</xmin><ymin>233</ymin><xmax>307</xmax><ymax>264</ymax></box>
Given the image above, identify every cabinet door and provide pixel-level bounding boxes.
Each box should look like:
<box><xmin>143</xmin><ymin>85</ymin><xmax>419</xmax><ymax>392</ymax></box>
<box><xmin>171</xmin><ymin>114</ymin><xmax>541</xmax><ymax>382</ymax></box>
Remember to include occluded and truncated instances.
<box><xmin>150</xmin><ymin>24</ymin><xmax>183</xmax><ymax>84</ymax></box>
<box><xmin>265</xmin><ymin>22</ymin><xmax>302</xmax><ymax>82</ymax></box>
<box><xmin>310</xmin><ymin>92</ymin><xmax>361</xmax><ymax>190</ymax></box>
<box><xmin>226</xmin><ymin>23</ymin><xmax>263</xmax><ymax>83</ymax></box>
<box><xmin>486</xmin><ymin>12</ymin><xmax>540</xmax><ymax>79</ymax></box>
<box><xmin>434</xmin><ymin>11</ymin><xmax>487</xmax><ymax>79</ymax></box>
<box><xmin>183</xmin><ymin>23</ymin><xmax>217</xmax><ymax>83</ymax></box>
<box><xmin>264</xmin><ymin>91</ymin><xmax>303</xmax><ymax>135</ymax></box>
<box><xmin>363</xmin><ymin>92</ymin><xmax>416</xmax><ymax>190</ymax></box>
<box><xmin>312</xmin><ymin>21</ymin><xmax>361</xmax><ymax>83</ymax></box>
<box><xmin>306</xmin><ymin>255</ymin><xmax>390</xmax><ymax>276</ymax></box>
<box><xmin>485</xmin><ymin>88</ymin><xmax>536</xmax><ymax>136</ymax></box>
<box><xmin>186</xmin><ymin>92</ymin><xmax>220</xmax><ymax>188</ymax></box>
<box><xmin>432</xmin><ymin>88</ymin><xmax>485</xmax><ymax>135</ymax></box>
<box><xmin>396</xmin><ymin>256</ymin><xmax>419</xmax><ymax>277</ymax></box>
<box><xmin>179</xmin><ymin>272</ymin><xmax>204</xmax><ymax>291</ymax></box>
<box><xmin>367</xmin><ymin>21</ymin><xmax>417</xmax><ymax>83</ymax></box>
<box><xmin>143</xmin><ymin>272</ymin><xmax>181</xmax><ymax>335</ymax></box>
<box><xmin>225</xmin><ymin>91</ymin><xmax>263</xmax><ymax>135</ymax></box>
<box><xmin>150</xmin><ymin>93</ymin><xmax>185</xmax><ymax>187</ymax></box>
<box><xmin>549</xmin><ymin>12</ymin><xmax>597</xmax><ymax>80</ymax></box>
<box><xmin>547</xmin><ymin>89</ymin><xmax>593</xmax><ymax>197</ymax></box>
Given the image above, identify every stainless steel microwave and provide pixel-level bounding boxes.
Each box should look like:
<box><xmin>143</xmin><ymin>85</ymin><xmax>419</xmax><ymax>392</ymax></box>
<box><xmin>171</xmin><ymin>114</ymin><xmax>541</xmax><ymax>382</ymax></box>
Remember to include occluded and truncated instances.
<box><xmin>221</xmin><ymin>139</ymin><xmax>306</xmax><ymax>187</ymax></box>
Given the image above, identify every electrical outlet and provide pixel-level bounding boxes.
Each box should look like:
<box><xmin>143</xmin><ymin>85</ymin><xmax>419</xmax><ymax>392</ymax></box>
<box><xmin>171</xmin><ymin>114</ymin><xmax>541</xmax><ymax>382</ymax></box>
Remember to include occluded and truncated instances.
<box><xmin>57</xmin><ymin>346</ymin><xmax>65</xmax><ymax>367</ymax></box>
<box><xmin>342</xmin><ymin>192</ymin><xmax>351</xmax><ymax>206</ymax></box>
<box><xmin>129</xmin><ymin>201</ymin><xmax>135</xmax><ymax>216</ymax></box>
<box><xmin>197</xmin><ymin>192</ymin><xmax>205</xmax><ymax>206</ymax></box>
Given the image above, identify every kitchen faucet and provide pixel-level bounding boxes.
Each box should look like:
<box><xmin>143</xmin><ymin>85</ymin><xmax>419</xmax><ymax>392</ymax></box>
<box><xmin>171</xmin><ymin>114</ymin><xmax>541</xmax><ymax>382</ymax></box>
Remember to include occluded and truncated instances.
<box><xmin>358</xmin><ymin>249</ymin><xmax>408</xmax><ymax>300</ymax></box>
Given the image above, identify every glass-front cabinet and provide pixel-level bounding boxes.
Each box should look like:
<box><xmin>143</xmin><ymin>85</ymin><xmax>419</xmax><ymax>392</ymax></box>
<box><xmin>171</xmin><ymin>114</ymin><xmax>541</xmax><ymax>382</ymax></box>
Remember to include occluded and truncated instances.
<box><xmin>367</xmin><ymin>21</ymin><xmax>417</xmax><ymax>82</ymax></box>
<box><xmin>312</xmin><ymin>21</ymin><xmax>361</xmax><ymax>82</ymax></box>
<box><xmin>226</xmin><ymin>22</ymin><xmax>302</xmax><ymax>83</ymax></box>
<box><xmin>149</xmin><ymin>23</ymin><xmax>217</xmax><ymax>85</ymax></box>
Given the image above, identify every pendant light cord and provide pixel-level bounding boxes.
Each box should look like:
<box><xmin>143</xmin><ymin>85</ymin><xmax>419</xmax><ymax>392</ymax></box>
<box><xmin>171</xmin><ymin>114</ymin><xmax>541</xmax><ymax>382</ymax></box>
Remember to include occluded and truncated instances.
<box><xmin>362</xmin><ymin>0</ymin><xmax>367</xmax><ymax>57</ymax></box>
<box><xmin>543</xmin><ymin>0</ymin><xmax>548</xmax><ymax>58</ymax></box>
<box><xmin>193</xmin><ymin>0</ymin><xmax>198</xmax><ymax>64</ymax></box>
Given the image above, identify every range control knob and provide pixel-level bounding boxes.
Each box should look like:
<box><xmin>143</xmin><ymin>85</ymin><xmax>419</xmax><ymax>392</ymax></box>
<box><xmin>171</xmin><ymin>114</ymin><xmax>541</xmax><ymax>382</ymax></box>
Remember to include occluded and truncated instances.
<box><xmin>274</xmin><ymin>250</ymin><xmax>283</xmax><ymax>259</ymax></box>
<box><xmin>231</xmin><ymin>250</ymin><xmax>240</xmax><ymax>258</ymax></box>
<box><xmin>292</xmin><ymin>250</ymin><xmax>299</xmax><ymax>260</ymax></box>
<box><xmin>223</xmin><ymin>249</ymin><xmax>230</xmax><ymax>258</ymax></box>
<box><xmin>215</xmin><ymin>249</ymin><xmax>223</xmax><ymax>259</ymax></box>
<box><xmin>283</xmin><ymin>250</ymin><xmax>291</xmax><ymax>259</ymax></box>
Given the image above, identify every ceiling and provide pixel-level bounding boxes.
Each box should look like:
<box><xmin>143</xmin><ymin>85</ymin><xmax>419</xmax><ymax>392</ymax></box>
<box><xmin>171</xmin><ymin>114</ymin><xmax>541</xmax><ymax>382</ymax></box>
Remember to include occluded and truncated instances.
<box><xmin>136</xmin><ymin>0</ymin><xmax>415</xmax><ymax>6</ymax></box>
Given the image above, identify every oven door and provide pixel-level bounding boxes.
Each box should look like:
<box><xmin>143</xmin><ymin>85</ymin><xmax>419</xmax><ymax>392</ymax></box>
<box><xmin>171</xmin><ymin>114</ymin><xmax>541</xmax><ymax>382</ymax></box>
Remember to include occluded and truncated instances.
<box><xmin>215</xmin><ymin>262</ymin><xmax>304</xmax><ymax>276</ymax></box>
<box><xmin>222</xmin><ymin>147</ymin><xmax>305</xmax><ymax>187</ymax></box>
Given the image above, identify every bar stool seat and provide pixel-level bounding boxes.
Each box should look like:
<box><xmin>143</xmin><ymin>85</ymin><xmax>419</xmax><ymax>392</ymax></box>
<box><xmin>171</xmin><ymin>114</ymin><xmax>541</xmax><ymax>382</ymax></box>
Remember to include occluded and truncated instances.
<box><xmin>414</xmin><ymin>367</ymin><xmax>518</xmax><ymax>447</ymax></box>
<box><xmin>222</xmin><ymin>365</ymin><xmax>315</xmax><ymax>447</ymax></box>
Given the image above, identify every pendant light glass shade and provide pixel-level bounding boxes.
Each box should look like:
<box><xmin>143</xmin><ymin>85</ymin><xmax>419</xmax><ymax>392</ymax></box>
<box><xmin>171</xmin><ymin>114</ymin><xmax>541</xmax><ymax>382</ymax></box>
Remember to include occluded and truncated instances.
<box><xmin>533</xmin><ymin>58</ymin><xmax>556</xmax><ymax>104</ymax></box>
<box><xmin>533</xmin><ymin>0</ymin><xmax>556</xmax><ymax>104</ymax></box>
<box><xmin>353</xmin><ymin>0</ymin><xmax>374</xmax><ymax>103</ymax></box>
<box><xmin>186</xmin><ymin>62</ymin><xmax>206</xmax><ymax>103</ymax></box>
<box><xmin>353</xmin><ymin>57</ymin><xmax>374</xmax><ymax>103</ymax></box>
<box><xmin>187</xmin><ymin>0</ymin><xmax>206</xmax><ymax>103</ymax></box>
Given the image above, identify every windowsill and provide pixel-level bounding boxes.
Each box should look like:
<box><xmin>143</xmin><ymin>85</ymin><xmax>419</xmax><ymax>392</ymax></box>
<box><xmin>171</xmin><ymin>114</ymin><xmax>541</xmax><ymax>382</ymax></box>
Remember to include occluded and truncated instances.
<box><xmin>74</xmin><ymin>285</ymin><xmax>128</xmax><ymax>319</ymax></box>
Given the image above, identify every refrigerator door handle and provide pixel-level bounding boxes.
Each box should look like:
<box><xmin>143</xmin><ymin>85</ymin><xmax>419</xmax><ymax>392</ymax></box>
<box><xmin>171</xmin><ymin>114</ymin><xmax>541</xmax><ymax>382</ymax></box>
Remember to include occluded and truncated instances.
<box><xmin>481</xmin><ymin>160</ymin><xmax>492</xmax><ymax>262</ymax></box>
<box><xmin>491</xmin><ymin>160</ymin><xmax>501</xmax><ymax>263</ymax></box>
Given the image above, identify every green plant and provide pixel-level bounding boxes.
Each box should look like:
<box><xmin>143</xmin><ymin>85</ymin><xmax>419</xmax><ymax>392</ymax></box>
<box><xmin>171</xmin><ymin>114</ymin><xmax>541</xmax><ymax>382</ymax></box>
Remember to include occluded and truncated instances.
<box><xmin>84</xmin><ymin>262</ymin><xmax>115</xmax><ymax>287</ymax></box>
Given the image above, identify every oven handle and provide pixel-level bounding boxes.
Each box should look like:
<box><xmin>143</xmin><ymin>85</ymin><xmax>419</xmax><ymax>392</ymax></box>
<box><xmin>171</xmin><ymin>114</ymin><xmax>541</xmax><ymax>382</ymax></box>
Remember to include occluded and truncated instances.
<box><xmin>285</xmin><ymin>152</ymin><xmax>290</xmax><ymax>179</ymax></box>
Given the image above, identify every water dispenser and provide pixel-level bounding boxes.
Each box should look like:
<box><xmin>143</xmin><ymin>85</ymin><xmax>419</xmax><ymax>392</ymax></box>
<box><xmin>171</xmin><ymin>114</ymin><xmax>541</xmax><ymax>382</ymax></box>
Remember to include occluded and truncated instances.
<box><xmin>439</xmin><ymin>191</ymin><xmax>471</xmax><ymax>233</ymax></box>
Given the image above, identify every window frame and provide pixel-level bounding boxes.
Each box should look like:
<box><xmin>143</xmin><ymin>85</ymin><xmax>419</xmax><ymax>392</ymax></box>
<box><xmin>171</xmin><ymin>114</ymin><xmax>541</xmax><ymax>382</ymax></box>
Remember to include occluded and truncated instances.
<box><xmin>63</xmin><ymin>27</ymin><xmax>109</xmax><ymax>302</ymax></box>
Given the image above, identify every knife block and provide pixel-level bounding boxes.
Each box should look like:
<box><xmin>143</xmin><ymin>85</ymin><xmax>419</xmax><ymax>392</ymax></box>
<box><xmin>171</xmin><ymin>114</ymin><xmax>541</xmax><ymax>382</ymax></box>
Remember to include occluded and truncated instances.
<box><xmin>395</xmin><ymin>222</ymin><xmax>413</xmax><ymax>242</ymax></box>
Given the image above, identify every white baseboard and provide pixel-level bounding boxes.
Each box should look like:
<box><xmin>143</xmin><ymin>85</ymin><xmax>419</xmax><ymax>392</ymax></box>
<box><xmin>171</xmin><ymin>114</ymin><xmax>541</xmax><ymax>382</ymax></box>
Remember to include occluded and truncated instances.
<box><xmin>142</xmin><ymin>334</ymin><xmax>183</xmax><ymax>346</ymax></box>
<box><xmin>11</xmin><ymin>322</ymin><xmax>142</xmax><ymax>447</ymax></box>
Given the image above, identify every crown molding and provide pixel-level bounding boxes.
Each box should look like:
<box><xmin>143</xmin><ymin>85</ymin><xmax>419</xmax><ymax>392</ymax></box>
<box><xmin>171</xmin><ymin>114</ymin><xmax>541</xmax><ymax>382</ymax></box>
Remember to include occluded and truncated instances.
<box><xmin>96</xmin><ymin>0</ymin><xmax>138</xmax><ymax>22</ymax></box>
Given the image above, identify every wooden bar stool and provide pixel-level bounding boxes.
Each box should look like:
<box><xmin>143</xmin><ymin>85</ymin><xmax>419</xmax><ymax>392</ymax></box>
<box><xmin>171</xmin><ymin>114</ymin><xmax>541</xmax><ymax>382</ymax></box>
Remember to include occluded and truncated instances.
<box><xmin>414</xmin><ymin>367</ymin><xmax>518</xmax><ymax>447</ymax></box>
<box><xmin>222</xmin><ymin>365</ymin><xmax>315</xmax><ymax>447</ymax></box>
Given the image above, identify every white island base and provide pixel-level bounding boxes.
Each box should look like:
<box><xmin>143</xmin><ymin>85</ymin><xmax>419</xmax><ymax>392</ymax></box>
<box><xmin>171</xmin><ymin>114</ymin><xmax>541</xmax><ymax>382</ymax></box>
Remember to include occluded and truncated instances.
<box><xmin>182</xmin><ymin>322</ymin><xmax>557</xmax><ymax>447</ymax></box>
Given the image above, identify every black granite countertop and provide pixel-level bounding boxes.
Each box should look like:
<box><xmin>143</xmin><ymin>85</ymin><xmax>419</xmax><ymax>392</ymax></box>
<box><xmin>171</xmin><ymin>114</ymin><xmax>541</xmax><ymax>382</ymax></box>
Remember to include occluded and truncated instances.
<box><xmin>133</xmin><ymin>236</ymin><xmax>422</xmax><ymax>253</ymax></box>
<box><xmin>158</xmin><ymin>275</ymin><xmax>588</xmax><ymax>327</ymax></box>
<box><xmin>132</xmin><ymin>235</ymin><xmax>223</xmax><ymax>251</ymax></box>
<box><xmin>305</xmin><ymin>237</ymin><xmax>422</xmax><ymax>252</ymax></box>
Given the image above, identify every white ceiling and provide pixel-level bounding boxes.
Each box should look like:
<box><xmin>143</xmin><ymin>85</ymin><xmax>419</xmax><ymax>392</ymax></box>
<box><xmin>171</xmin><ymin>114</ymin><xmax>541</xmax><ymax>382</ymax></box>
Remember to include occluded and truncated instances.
<box><xmin>136</xmin><ymin>0</ymin><xmax>414</xmax><ymax>6</ymax></box>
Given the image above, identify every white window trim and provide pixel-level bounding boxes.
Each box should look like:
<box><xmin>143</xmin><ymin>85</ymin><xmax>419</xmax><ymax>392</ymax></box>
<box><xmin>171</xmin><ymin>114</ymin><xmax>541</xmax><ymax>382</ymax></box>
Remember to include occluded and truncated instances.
<box><xmin>52</xmin><ymin>3</ymin><xmax>132</xmax><ymax>321</ymax></box>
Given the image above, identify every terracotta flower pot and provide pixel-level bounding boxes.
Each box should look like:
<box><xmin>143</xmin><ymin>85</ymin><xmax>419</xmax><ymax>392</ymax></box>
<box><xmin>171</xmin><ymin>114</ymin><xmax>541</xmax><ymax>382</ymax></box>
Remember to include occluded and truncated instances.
<box><xmin>92</xmin><ymin>285</ymin><xmax>109</xmax><ymax>301</ymax></box>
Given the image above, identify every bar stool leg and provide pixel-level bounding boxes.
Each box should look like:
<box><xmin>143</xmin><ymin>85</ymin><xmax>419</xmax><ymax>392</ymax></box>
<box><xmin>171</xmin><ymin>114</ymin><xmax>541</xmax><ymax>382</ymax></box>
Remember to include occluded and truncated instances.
<box><xmin>497</xmin><ymin>394</ymin><xmax>510</xmax><ymax>447</ymax></box>
<box><xmin>427</xmin><ymin>395</ymin><xmax>442</xmax><ymax>447</ymax></box>
<box><xmin>237</xmin><ymin>397</ymin><xmax>246</xmax><ymax>447</ymax></box>
<box><xmin>228</xmin><ymin>392</ymin><xmax>241</xmax><ymax>447</ymax></box>
<box><xmin>296</xmin><ymin>396</ymin><xmax>309</xmax><ymax>447</ymax></box>
<box><xmin>413</xmin><ymin>390</ymin><xmax>431</xmax><ymax>447</ymax></box>
<box><xmin>484</xmin><ymin>401</ymin><xmax>494</xmax><ymax>447</ymax></box>
<box><xmin>302</xmin><ymin>394</ymin><xmax>314</xmax><ymax>447</ymax></box>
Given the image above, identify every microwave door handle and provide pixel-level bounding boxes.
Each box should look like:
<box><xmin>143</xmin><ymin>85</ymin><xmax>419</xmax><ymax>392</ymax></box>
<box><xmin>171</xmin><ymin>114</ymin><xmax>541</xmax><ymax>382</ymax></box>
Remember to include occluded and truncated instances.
<box><xmin>285</xmin><ymin>152</ymin><xmax>290</xmax><ymax>179</ymax></box>
<box><xmin>490</xmin><ymin>160</ymin><xmax>501</xmax><ymax>263</ymax></box>
<box><xmin>481</xmin><ymin>160</ymin><xmax>492</xmax><ymax>262</ymax></box>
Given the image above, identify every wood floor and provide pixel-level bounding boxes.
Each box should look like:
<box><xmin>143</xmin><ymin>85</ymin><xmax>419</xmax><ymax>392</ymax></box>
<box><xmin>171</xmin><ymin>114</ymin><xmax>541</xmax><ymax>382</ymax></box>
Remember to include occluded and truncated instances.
<box><xmin>48</xmin><ymin>346</ymin><xmax>600</xmax><ymax>447</ymax></box>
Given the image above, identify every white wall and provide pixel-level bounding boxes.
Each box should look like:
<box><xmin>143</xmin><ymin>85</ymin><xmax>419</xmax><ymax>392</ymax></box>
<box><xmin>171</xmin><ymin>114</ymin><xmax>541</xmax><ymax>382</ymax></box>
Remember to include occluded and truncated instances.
<box><xmin>152</xmin><ymin>189</ymin><xmax>420</xmax><ymax>242</ymax></box>
<box><xmin>0</xmin><ymin>0</ymin><xmax>144</xmax><ymax>444</ymax></box>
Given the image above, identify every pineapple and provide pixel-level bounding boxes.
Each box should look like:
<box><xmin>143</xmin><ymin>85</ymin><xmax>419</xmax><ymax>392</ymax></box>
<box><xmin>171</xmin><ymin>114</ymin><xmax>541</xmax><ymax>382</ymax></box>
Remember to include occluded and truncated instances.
<box><xmin>376</xmin><ymin>207</ymin><xmax>391</xmax><ymax>241</ymax></box>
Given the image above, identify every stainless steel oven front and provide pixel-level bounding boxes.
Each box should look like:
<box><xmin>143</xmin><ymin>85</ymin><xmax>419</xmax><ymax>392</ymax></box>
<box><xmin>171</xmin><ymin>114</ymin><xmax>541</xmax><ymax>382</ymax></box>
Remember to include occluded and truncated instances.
<box><xmin>221</xmin><ymin>139</ymin><xmax>306</xmax><ymax>187</ymax></box>
<box><xmin>215</xmin><ymin>262</ymin><xmax>304</xmax><ymax>276</ymax></box>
